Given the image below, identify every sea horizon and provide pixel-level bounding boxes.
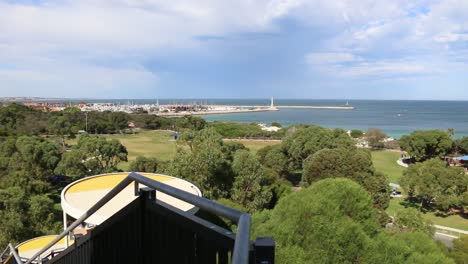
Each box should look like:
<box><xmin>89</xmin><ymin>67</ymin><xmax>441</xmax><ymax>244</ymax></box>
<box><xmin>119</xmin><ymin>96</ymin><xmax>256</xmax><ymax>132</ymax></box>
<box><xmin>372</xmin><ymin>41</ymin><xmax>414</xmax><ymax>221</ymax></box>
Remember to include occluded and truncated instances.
<box><xmin>4</xmin><ymin>98</ymin><xmax>468</xmax><ymax>139</ymax></box>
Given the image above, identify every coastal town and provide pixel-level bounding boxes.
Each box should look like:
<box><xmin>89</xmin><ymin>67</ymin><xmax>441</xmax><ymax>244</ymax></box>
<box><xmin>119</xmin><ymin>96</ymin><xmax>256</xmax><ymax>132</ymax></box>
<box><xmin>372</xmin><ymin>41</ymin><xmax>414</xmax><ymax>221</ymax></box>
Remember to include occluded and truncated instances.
<box><xmin>12</xmin><ymin>97</ymin><xmax>354</xmax><ymax>116</ymax></box>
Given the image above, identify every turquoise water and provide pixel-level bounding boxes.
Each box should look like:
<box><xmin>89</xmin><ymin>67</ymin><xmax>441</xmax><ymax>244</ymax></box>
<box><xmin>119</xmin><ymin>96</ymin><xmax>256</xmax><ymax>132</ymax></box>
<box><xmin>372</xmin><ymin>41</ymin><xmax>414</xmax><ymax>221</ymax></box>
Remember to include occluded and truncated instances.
<box><xmin>57</xmin><ymin>99</ymin><xmax>468</xmax><ymax>138</ymax></box>
<box><xmin>197</xmin><ymin>99</ymin><xmax>468</xmax><ymax>139</ymax></box>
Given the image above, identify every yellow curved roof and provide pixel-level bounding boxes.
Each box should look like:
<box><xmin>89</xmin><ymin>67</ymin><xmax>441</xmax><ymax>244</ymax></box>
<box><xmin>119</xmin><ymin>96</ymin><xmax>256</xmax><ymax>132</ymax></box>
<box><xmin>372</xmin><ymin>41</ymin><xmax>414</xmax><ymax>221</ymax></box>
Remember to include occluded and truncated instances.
<box><xmin>61</xmin><ymin>173</ymin><xmax>202</xmax><ymax>226</ymax></box>
<box><xmin>66</xmin><ymin>173</ymin><xmax>172</xmax><ymax>193</ymax></box>
<box><xmin>17</xmin><ymin>235</ymin><xmax>71</xmax><ymax>259</ymax></box>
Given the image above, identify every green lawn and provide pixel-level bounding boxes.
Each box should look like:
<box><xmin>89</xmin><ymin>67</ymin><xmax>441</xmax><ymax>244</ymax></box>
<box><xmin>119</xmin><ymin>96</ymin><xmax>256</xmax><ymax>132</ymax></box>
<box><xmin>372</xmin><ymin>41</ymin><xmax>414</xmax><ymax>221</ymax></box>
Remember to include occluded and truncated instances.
<box><xmin>387</xmin><ymin>198</ymin><xmax>468</xmax><ymax>231</ymax></box>
<box><xmin>372</xmin><ymin>150</ymin><xmax>468</xmax><ymax>231</ymax></box>
<box><xmin>227</xmin><ymin>140</ymin><xmax>280</xmax><ymax>155</ymax></box>
<box><xmin>101</xmin><ymin>131</ymin><xmax>277</xmax><ymax>170</ymax></box>
<box><xmin>371</xmin><ymin>150</ymin><xmax>405</xmax><ymax>183</ymax></box>
<box><xmin>100</xmin><ymin>130</ymin><xmax>177</xmax><ymax>170</ymax></box>
<box><xmin>102</xmin><ymin>130</ymin><xmax>177</xmax><ymax>162</ymax></box>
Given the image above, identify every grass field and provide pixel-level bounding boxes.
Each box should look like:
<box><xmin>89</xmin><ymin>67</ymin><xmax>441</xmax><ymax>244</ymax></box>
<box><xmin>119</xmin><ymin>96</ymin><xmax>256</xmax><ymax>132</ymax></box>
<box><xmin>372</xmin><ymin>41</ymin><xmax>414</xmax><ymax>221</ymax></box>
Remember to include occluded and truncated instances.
<box><xmin>371</xmin><ymin>150</ymin><xmax>468</xmax><ymax>231</ymax></box>
<box><xmin>225</xmin><ymin>140</ymin><xmax>280</xmax><ymax>155</ymax></box>
<box><xmin>98</xmin><ymin>130</ymin><xmax>278</xmax><ymax>170</ymax></box>
<box><xmin>371</xmin><ymin>151</ymin><xmax>405</xmax><ymax>183</ymax></box>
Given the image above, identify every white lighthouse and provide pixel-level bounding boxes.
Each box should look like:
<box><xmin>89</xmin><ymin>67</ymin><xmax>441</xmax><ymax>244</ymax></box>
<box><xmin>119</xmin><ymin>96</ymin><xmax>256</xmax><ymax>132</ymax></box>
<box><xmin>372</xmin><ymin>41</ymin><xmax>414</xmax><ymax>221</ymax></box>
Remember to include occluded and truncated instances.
<box><xmin>270</xmin><ymin>97</ymin><xmax>274</xmax><ymax>108</ymax></box>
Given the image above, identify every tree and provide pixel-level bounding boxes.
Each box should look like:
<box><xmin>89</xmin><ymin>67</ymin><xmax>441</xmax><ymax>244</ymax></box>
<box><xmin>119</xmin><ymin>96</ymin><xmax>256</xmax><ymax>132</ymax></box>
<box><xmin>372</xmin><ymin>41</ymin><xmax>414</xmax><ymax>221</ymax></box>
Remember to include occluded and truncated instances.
<box><xmin>253</xmin><ymin>178</ymin><xmax>379</xmax><ymax>263</ymax></box>
<box><xmin>54</xmin><ymin>150</ymin><xmax>88</xmax><ymax>180</ymax></box>
<box><xmin>282</xmin><ymin>126</ymin><xmax>354</xmax><ymax>169</ymax></box>
<box><xmin>257</xmin><ymin>144</ymin><xmax>289</xmax><ymax>177</ymax></box>
<box><xmin>73</xmin><ymin>134</ymin><xmax>128</xmax><ymax>174</ymax></box>
<box><xmin>221</xmin><ymin>141</ymin><xmax>246</xmax><ymax>161</ymax></box>
<box><xmin>5</xmin><ymin>136</ymin><xmax>61</xmax><ymax>183</ymax></box>
<box><xmin>449</xmin><ymin>236</ymin><xmax>468</xmax><ymax>264</ymax></box>
<box><xmin>107</xmin><ymin>112</ymin><xmax>130</xmax><ymax>133</ymax></box>
<box><xmin>253</xmin><ymin>178</ymin><xmax>453</xmax><ymax>264</ymax></box>
<box><xmin>366</xmin><ymin>231</ymin><xmax>455</xmax><ymax>264</ymax></box>
<box><xmin>0</xmin><ymin>103</ymin><xmax>33</xmax><ymax>135</ymax></box>
<box><xmin>0</xmin><ymin>187</ymin><xmax>61</xmax><ymax>249</ymax></box>
<box><xmin>170</xmin><ymin>128</ymin><xmax>234</xmax><ymax>199</ymax></box>
<box><xmin>271</xmin><ymin>122</ymin><xmax>282</xmax><ymax>128</ymax></box>
<box><xmin>391</xmin><ymin>208</ymin><xmax>434</xmax><ymax>236</ymax></box>
<box><xmin>231</xmin><ymin>150</ymin><xmax>272</xmax><ymax>212</ymax></box>
<box><xmin>209</xmin><ymin>122</ymin><xmax>272</xmax><ymax>138</ymax></box>
<box><xmin>447</xmin><ymin>128</ymin><xmax>456</xmax><ymax>138</ymax></box>
<box><xmin>302</xmin><ymin>147</ymin><xmax>375</xmax><ymax>184</ymax></box>
<box><xmin>129</xmin><ymin>156</ymin><xmax>160</xmax><ymax>173</ymax></box>
<box><xmin>399</xmin><ymin>130</ymin><xmax>453</xmax><ymax>161</ymax></box>
<box><xmin>454</xmin><ymin>136</ymin><xmax>468</xmax><ymax>155</ymax></box>
<box><xmin>362</xmin><ymin>172</ymin><xmax>391</xmax><ymax>210</ymax></box>
<box><xmin>29</xmin><ymin>194</ymin><xmax>62</xmax><ymax>234</ymax></box>
<box><xmin>366</xmin><ymin>128</ymin><xmax>387</xmax><ymax>149</ymax></box>
<box><xmin>351</xmin><ymin>129</ymin><xmax>364</xmax><ymax>138</ymax></box>
<box><xmin>302</xmin><ymin>147</ymin><xmax>390</xmax><ymax>209</ymax></box>
<box><xmin>48</xmin><ymin>115</ymin><xmax>77</xmax><ymax>150</ymax></box>
<box><xmin>401</xmin><ymin>159</ymin><xmax>468</xmax><ymax>211</ymax></box>
<box><xmin>176</xmin><ymin>116</ymin><xmax>206</xmax><ymax>131</ymax></box>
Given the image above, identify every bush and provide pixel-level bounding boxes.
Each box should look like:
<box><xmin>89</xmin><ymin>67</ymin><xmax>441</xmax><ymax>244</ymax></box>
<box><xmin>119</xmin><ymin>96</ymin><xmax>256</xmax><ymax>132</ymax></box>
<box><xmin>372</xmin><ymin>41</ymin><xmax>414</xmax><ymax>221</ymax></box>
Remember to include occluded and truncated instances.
<box><xmin>271</xmin><ymin>122</ymin><xmax>282</xmax><ymax>128</ymax></box>
<box><xmin>351</xmin><ymin>129</ymin><xmax>364</xmax><ymax>138</ymax></box>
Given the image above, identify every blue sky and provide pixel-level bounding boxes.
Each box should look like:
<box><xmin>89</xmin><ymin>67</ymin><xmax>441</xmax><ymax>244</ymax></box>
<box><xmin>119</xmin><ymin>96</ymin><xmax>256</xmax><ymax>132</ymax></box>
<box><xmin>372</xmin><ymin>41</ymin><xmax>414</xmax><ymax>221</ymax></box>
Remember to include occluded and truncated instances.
<box><xmin>0</xmin><ymin>0</ymin><xmax>467</xmax><ymax>100</ymax></box>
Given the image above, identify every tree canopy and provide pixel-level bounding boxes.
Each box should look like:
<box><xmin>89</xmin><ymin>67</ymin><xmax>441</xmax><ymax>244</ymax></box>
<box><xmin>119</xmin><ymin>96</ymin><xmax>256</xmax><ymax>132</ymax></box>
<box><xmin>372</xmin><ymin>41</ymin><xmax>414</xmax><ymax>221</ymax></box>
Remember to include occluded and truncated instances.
<box><xmin>449</xmin><ymin>236</ymin><xmax>468</xmax><ymax>264</ymax></box>
<box><xmin>129</xmin><ymin>156</ymin><xmax>161</xmax><ymax>173</ymax></box>
<box><xmin>366</xmin><ymin>128</ymin><xmax>387</xmax><ymax>149</ymax></box>
<box><xmin>253</xmin><ymin>178</ymin><xmax>454</xmax><ymax>264</ymax></box>
<box><xmin>401</xmin><ymin>158</ymin><xmax>468</xmax><ymax>211</ymax></box>
<box><xmin>454</xmin><ymin>136</ymin><xmax>468</xmax><ymax>155</ymax></box>
<box><xmin>231</xmin><ymin>150</ymin><xmax>272</xmax><ymax>212</ymax></box>
<box><xmin>351</xmin><ymin>129</ymin><xmax>364</xmax><ymax>138</ymax></box>
<box><xmin>169</xmin><ymin>128</ymin><xmax>234</xmax><ymax>199</ymax></box>
<box><xmin>302</xmin><ymin>147</ymin><xmax>390</xmax><ymax>209</ymax></box>
<box><xmin>55</xmin><ymin>134</ymin><xmax>128</xmax><ymax>178</ymax></box>
<box><xmin>257</xmin><ymin>144</ymin><xmax>289</xmax><ymax>178</ymax></box>
<box><xmin>399</xmin><ymin>130</ymin><xmax>453</xmax><ymax>161</ymax></box>
<box><xmin>281</xmin><ymin>126</ymin><xmax>354</xmax><ymax>169</ymax></box>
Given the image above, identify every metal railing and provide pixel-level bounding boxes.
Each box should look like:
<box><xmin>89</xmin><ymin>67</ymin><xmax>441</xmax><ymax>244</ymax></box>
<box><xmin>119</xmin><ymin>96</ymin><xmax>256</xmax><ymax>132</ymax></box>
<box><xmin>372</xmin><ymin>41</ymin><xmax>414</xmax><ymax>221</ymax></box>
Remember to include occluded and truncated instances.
<box><xmin>0</xmin><ymin>244</ymin><xmax>22</xmax><ymax>264</ymax></box>
<box><xmin>12</xmin><ymin>172</ymin><xmax>251</xmax><ymax>264</ymax></box>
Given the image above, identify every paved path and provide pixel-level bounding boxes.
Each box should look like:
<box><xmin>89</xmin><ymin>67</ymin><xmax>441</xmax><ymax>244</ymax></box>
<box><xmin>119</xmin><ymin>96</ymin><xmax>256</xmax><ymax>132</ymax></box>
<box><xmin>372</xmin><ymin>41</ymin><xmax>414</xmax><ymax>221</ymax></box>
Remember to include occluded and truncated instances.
<box><xmin>434</xmin><ymin>232</ymin><xmax>457</xmax><ymax>248</ymax></box>
<box><xmin>433</xmin><ymin>225</ymin><xmax>468</xmax><ymax>248</ymax></box>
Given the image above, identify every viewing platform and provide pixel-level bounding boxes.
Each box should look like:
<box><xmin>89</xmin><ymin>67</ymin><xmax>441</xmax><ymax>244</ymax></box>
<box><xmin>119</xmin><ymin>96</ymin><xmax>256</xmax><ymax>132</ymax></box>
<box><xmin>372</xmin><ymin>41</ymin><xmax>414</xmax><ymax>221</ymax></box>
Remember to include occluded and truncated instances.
<box><xmin>15</xmin><ymin>236</ymin><xmax>70</xmax><ymax>261</ymax></box>
<box><xmin>2</xmin><ymin>172</ymin><xmax>274</xmax><ymax>264</ymax></box>
<box><xmin>61</xmin><ymin>173</ymin><xmax>201</xmax><ymax>226</ymax></box>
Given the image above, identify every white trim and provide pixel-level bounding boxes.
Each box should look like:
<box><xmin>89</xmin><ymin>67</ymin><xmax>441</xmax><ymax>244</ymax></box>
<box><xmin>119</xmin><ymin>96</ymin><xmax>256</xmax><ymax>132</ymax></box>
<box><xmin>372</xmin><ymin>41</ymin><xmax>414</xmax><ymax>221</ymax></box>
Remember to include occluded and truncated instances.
<box><xmin>61</xmin><ymin>172</ymin><xmax>202</xmax><ymax>226</ymax></box>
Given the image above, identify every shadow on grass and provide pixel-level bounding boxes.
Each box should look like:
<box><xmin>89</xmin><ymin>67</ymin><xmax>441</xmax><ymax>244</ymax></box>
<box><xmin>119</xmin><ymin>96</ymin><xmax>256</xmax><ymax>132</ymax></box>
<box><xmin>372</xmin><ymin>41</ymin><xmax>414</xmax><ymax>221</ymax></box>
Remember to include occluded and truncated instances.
<box><xmin>399</xmin><ymin>200</ymin><xmax>422</xmax><ymax>210</ymax></box>
<box><xmin>399</xmin><ymin>199</ymin><xmax>468</xmax><ymax>221</ymax></box>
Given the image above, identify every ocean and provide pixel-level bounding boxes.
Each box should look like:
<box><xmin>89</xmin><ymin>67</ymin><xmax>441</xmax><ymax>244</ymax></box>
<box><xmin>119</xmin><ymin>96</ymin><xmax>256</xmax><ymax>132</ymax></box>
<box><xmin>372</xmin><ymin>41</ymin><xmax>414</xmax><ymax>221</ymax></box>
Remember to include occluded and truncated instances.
<box><xmin>36</xmin><ymin>98</ymin><xmax>468</xmax><ymax>139</ymax></box>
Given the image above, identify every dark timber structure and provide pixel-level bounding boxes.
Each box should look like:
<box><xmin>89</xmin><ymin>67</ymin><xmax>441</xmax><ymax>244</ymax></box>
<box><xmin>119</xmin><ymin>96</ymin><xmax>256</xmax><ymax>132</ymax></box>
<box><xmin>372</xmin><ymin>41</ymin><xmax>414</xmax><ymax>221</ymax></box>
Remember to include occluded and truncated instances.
<box><xmin>1</xmin><ymin>173</ymin><xmax>274</xmax><ymax>264</ymax></box>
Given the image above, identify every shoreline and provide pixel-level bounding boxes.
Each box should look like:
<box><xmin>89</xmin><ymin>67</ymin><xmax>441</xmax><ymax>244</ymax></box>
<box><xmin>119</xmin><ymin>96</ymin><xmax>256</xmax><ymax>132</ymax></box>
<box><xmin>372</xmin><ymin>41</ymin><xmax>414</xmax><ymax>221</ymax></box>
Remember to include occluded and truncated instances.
<box><xmin>157</xmin><ymin>107</ymin><xmax>279</xmax><ymax>117</ymax></box>
<box><xmin>157</xmin><ymin>105</ymin><xmax>353</xmax><ymax>117</ymax></box>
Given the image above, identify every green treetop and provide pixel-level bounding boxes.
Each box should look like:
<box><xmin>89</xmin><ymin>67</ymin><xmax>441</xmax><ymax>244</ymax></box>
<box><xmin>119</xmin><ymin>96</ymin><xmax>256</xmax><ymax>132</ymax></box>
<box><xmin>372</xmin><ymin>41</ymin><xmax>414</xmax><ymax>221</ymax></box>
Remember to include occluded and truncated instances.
<box><xmin>401</xmin><ymin>158</ymin><xmax>468</xmax><ymax>211</ymax></box>
<box><xmin>231</xmin><ymin>150</ymin><xmax>272</xmax><ymax>212</ymax></box>
<box><xmin>399</xmin><ymin>130</ymin><xmax>453</xmax><ymax>161</ymax></box>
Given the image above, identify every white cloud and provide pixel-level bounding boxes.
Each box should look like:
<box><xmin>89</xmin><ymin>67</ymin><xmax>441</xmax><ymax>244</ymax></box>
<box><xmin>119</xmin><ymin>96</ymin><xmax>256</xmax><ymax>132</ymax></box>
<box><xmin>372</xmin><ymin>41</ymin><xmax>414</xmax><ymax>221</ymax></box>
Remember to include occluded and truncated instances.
<box><xmin>1</xmin><ymin>0</ymin><xmax>468</xmax><ymax>97</ymax></box>
<box><xmin>341</xmin><ymin>61</ymin><xmax>428</xmax><ymax>77</ymax></box>
<box><xmin>306</xmin><ymin>52</ymin><xmax>361</xmax><ymax>65</ymax></box>
<box><xmin>434</xmin><ymin>33</ymin><xmax>468</xmax><ymax>43</ymax></box>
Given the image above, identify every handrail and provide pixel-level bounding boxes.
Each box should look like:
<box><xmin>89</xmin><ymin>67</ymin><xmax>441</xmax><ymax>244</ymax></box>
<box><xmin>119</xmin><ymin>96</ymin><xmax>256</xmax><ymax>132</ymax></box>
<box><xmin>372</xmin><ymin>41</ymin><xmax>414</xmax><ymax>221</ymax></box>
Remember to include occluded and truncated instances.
<box><xmin>24</xmin><ymin>172</ymin><xmax>251</xmax><ymax>264</ymax></box>
<box><xmin>0</xmin><ymin>245</ymin><xmax>9</xmax><ymax>261</ymax></box>
<box><xmin>8</xmin><ymin>243</ymin><xmax>22</xmax><ymax>264</ymax></box>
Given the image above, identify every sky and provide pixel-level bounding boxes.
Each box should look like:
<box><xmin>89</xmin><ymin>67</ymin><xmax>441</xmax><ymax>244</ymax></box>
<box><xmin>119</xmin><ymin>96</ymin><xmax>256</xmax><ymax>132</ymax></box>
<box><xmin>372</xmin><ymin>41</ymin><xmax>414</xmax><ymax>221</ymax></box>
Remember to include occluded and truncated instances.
<box><xmin>0</xmin><ymin>0</ymin><xmax>467</xmax><ymax>100</ymax></box>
